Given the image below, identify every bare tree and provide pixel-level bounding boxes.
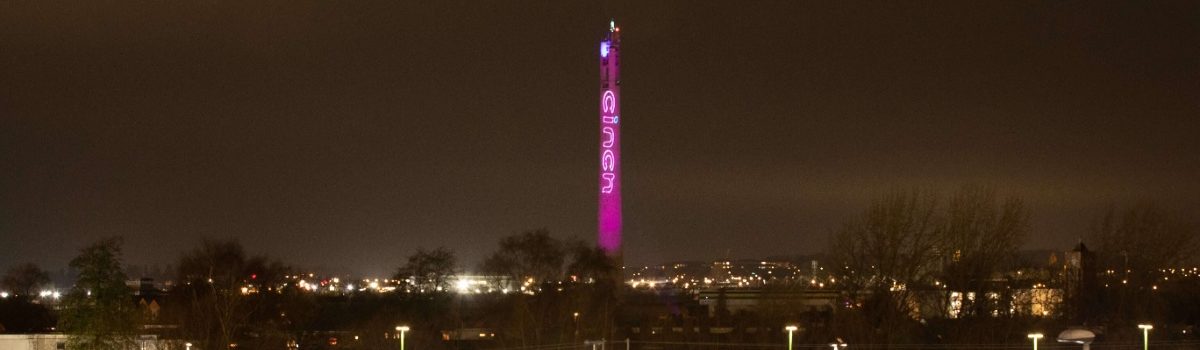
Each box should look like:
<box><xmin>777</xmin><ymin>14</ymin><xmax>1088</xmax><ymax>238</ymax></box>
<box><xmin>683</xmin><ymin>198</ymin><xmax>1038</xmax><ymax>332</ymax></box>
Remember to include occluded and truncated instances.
<box><xmin>1088</xmin><ymin>203</ymin><xmax>1197</xmax><ymax>322</ymax></box>
<box><xmin>939</xmin><ymin>186</ymin><xmax>1029</xmax><ymax>318</ymax></box>
<box><xmin>172</xmin><ymin>239</ymin><xmax>289</xmax><ymax>349</ymax></box>
<box><xmin>482</xmin><ymin>229</ymin><xmax>566</xmax><ymax>285</ymax></box>
<box><xmin>565</xmin><ymin>243</ymin><xmax>617</xmax><ymax>284</ymax></box>
<box><xmin>564</xmin><ymin>242</ymin><xmax>619</xmax><ymax>341</ymax></box>
<box><xmin>1</xmin><ymin>263</ymin><xmax>50</xmax><ymax>297</ymax></box>
<box><xmin>481</xmin><ymin>229</ymin><xmax>568</xmax><ymax>347</ymax></box>
<box><xmin>829</xmin><ymin>189</ymin><xmax>941</xmax><ymax>342</ymax></box>
<box><xmin>395</xmin><ymin>247</ymin><xmax>458</xmax><ymax>292</ymax></box>
<box><xmin>1090</xmin><ymin>203</ymin><xmax>1196</xmax><ymax>272</ymax></box>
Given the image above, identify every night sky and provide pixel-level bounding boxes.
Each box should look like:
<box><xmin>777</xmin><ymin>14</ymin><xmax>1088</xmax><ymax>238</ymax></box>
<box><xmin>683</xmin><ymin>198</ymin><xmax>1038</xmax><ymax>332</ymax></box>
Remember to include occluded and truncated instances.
<box><xmin>3</xmin><ymin>1</ymin><xmax>1197</xmax><ymax>276</ymax></box>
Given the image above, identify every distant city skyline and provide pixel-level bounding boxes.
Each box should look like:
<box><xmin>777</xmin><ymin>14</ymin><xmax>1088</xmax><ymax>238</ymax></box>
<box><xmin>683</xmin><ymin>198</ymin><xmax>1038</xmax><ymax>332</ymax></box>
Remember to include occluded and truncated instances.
<box><xmin>11</xmin><ymin>247</ymin><xmax>1154</xmax><ymax>282</ymax></box>
<box><xmin>3</xmin><ymin>1</ymin><xmax>1198</xmax><ymax>276</ymax></box>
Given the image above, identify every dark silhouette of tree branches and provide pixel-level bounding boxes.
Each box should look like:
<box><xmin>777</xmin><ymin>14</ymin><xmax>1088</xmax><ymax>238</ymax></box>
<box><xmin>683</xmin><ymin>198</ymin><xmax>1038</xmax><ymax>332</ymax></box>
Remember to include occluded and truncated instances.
<box><xmin>395</xmin><ymin>247</ymin><xmax>458</xmax><ymax>293</ymax></box>
<box><xmin>1</xmin><ymin>263</ymin><xmax>50</xmax><ymax>297</ymax></box>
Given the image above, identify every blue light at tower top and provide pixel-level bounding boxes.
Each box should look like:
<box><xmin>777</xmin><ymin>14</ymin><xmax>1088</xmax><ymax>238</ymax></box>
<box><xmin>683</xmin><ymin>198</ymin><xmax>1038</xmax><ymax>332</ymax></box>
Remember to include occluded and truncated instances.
<box><xmin>600</xmin><ymin>41</ymin><xmax>610</xmax><ymax>58</ymax></box>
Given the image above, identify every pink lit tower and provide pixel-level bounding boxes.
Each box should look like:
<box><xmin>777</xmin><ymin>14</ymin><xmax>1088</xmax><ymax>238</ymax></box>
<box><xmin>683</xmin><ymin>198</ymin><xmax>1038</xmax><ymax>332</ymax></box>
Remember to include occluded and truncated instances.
<box><xmin>598</xmin><ymin>20</ymin><xmax>622</xmax><ymax>256</ymax></box>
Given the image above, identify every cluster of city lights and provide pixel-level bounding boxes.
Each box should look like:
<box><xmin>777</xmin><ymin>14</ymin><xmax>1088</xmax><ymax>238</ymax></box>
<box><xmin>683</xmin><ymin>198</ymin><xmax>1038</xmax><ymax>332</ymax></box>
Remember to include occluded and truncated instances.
<box><xmin>227</xmin><ymin>273</ymin><xmax>579</xmax><ymax>296</ymax></box>
<box><xmin>0</xmin><ymin>289</ymin><xmax>63</xmax><ymax>301</ymax></box>
<box><xmin>1096</xmin><ymin>266</ymin><xmax>1200</xmax><ymax>290</ymax></box>
<box><xmin>1160</xmin><ymin>267</ymin><xmax>1200</xmax><ymax>277</ymax></box>
<box><xmin>625</xmin><ymin>260</ymin><xmax>839</xmax><ymax>290</ymax></box>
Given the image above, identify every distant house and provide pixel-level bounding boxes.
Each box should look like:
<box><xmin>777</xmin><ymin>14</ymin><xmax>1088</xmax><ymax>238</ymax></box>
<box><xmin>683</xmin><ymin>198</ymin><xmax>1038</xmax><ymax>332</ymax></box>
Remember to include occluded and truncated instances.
<box><xmin>0</xmin><ymin>334</ymin><xmax>169</xmax><ymax>350</ymax></box>
<box><xmin>0</xmin><ymin>334</ymin><xmax>67</xmax><ymax>350</ymax></box>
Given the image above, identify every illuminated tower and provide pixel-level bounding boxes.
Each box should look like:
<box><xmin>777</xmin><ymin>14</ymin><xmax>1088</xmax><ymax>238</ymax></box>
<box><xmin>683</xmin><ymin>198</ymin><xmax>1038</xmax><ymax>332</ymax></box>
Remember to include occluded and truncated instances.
<box><xmin>598</xmin><ymin>20</ymin><xmax>622</xmax><ymax>256</ymax></box>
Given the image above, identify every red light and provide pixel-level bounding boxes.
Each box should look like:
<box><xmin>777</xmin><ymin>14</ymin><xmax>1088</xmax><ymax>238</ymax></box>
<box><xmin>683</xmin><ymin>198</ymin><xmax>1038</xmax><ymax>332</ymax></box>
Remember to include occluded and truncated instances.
<box><xmin>250</xmin><ymin>274</ymin><xmax>257</xmax><ymax>280</ymax></box>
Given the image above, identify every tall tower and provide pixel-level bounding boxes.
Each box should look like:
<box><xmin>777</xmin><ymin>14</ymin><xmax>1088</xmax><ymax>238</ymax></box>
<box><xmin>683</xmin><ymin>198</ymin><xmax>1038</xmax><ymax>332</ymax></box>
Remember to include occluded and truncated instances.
<box><xmin>598</xmin><ymin>20</ymin><xmax>622</xmax><ymax>256</ymax></box>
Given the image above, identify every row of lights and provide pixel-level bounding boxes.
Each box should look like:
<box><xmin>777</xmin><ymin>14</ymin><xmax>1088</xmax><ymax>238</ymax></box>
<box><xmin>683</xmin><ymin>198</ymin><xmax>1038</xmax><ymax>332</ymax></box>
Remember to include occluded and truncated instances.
<box><xmin>1028</xmin><ymin>324</ymin><xmax>1155</xmax><ymax>350</ymax></box>
<box><xmin>174</xmin><ymin>320</ymin><xmax>1179</xmax><ymax>350</ymax></box>
<box><xmin>784</xmin><ymin>323</ymin><xmax>1159</xmax><ymax>350</ymax></box>
<box><xmin>178</xmin><ymin>326</ymin><xmax>408</xmax><ymax>350</ymax></box>
<box><xmin>0</xmin><ymin>291</ymin><xmax>61</xmax><ymax>299</ymax></box>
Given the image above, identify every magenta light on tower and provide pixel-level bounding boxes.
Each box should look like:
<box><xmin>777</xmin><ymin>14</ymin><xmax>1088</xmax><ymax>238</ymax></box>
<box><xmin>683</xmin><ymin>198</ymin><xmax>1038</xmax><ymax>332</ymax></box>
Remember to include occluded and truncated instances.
<box><xmin>598</xmin><ymin>20</ymin><xmax>622</xmax><ymax>256</ymax></box>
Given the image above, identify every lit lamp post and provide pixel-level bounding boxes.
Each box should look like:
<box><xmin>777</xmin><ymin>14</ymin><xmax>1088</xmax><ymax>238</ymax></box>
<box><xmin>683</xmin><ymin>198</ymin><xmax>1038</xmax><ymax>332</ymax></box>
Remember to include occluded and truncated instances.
<box><xmin>573</xmin><ymin>312</ymin><xmax>581</xmax><ymax>341</ymax></box>
<box><xmin>185</xmin><ymin>343</ymin><xmax>192</xmax><ymax>350</ymax></box>
<box><xmin>1028</xmin><ymin>333</ymin><xmax>1044</xmax><ymax>350</ymax></box>
<box><xmin>785</xmin><ymin>325</ymin><xmax>798</xmax><ymax>350</ymax></box>
<box><xmin>828</xmin><ymin>340</ymin><xmax>847</xmax><ymax>350</ymax></box>
<box><xmin>1138</xmin><ymin>324</ymin><xmax>1153</xmax><ymax>350</ymax></box>
<box><xmin>396</xmin><ymin>326</ymin><xmax>410</xmax><ymax>350</ymax></box>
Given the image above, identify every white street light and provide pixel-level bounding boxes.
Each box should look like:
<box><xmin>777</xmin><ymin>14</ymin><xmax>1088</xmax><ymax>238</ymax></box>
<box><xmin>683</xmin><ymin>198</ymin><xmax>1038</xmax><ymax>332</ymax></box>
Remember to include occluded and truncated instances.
<box><xmin>829</xmin><ymin>338</ymin><xmax>847</xmax><ymax>350</ymax></box>
<box><xmin>573</xmin><ymin>312</ymin><xmax>581</xmax><ymax>341</ymax></box>
<box><xmin>1028</xmin><ymin>333</ymin><xmax>1044</xmax><ymax>350</ymax></box>
<box><xmin>785</xmin><ymin>325</ymin><xmax>798</xmax><ymax>350</ymax></box>
<box><xmin>396</xmin><ymin>326</ymin><xmax>411</xmax><ymax>350</ymax></box>
<box><xmin>1138</xmin><ymin>324</ymin><xmax>1153</xmax><ymax>350</ymax></box>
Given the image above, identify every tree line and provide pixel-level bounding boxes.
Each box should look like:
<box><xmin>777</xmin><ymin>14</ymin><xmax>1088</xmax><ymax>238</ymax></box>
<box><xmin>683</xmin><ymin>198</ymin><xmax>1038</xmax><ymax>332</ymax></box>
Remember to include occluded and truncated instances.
<box><xmin>1</xmin><ymin>185</ymin><xmax>1196</xmax><ymax>349</ymax></box>
<box><xmin>826</xmin><ymin>186</ymin><xmax>1196</xmax><ymax>345</ymax></box>
<box><xmin>1</xmin><ymin>230</ymin><xmax>621</xmax><ymax>350</ymax></box>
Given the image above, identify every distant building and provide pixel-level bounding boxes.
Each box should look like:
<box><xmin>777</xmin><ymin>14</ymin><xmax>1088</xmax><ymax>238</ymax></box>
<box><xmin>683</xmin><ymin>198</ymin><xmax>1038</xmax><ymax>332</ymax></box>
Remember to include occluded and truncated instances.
<box><xmin>1012</xmin><ymin>287</ymin><xmax>1064</xmax><ymax>317</ymax></box>
<box><xmin>0</xmin><ymin>334</ymin><xmax>66</xmax><ymax>350</ymax></box>
<box><xmin>1064</xmin><ymin>242</ymin><xmax>1099</xmax><ymax>322</ymax></box>
<box><xmin>440</xmin><ymin>328</ymin><xmax>497</xmax><ymax>341</ymax></box>
<box><xmin>0</xmin><ymin>334</ymin><xmax>168</xmax><ymax>350</ymax></box>
<box><xmin>697</xmin><ymin>288</ymin><xmax>838</xmax><ymax>314</ymax></box>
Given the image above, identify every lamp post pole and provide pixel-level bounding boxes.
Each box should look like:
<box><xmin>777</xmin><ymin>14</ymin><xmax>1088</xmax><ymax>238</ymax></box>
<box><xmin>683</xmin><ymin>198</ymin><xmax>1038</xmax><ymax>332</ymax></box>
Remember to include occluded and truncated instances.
<box><xmin>396</xmin><ymin>326</ymin><xmax>410</xmax><ymax>350</ymax></box>
<box><xmin>574</xmin><ymin>312</ymin><xmax>581</xmax><ymax>342</ymax></box>
<box><xmin>1138</xmin><ymin>324</ymin><xmax>1153</xmax><ymax>350</ymax></box>
<box><xmin>785</xmin><ymin>326</ymin><xmax>798</xmax><ymax>350</ymax></box>
<box><xmin>1028</xmin><ymin>333</ymin><xmax>1044</xmax><ymax>350</ymax></box>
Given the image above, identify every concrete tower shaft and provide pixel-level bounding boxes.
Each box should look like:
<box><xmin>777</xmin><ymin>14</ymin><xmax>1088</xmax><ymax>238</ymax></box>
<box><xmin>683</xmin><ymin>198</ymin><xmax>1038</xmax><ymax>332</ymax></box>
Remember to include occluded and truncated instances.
<box><xmin>598</xmin><ymin>20</ymin><xmax>622</xmax><ymax>256</ymax></box>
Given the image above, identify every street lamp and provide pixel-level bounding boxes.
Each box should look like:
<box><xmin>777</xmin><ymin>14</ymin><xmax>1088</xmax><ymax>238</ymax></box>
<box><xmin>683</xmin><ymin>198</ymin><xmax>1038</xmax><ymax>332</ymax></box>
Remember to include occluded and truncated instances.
<box><xmin>1028</xmin><ymin>333</ymin><xmax>1044</xmax><ymax>350</ymax></box>
<box><xmin>396</xmin><ymin>326</ymin><xmax>411</xmax><ymax>350</ymax></box>
<box><xmin>185</xmin><ymin>343</ymin><xmax>192</xmax><ymax>350</ymax></box>
<box><xmin>1138</xmin><ymin>324</ymin><xmax>1153</xmax><ymax>350</ymax></box>
<box><xmin>1056</xmin><ymin>328</ymin><xmax>1095</xmax><ymax>350</ymax></box>
<box><xmin>573</xmin><ymin>312</ymin><xmax>581</xmax><ymax>341</ymax></box>
<box><xmin>828</xmin><ymin>340</ymin><xmax>847</xmax><ymax>350</ymax></box>
<box><xmin>785</xmin><ymin>325</ymin><xmax>798</xmax><ymax>350</ymax></box>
